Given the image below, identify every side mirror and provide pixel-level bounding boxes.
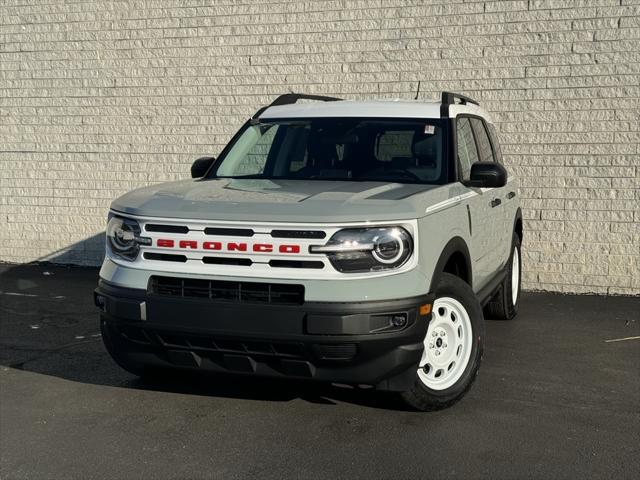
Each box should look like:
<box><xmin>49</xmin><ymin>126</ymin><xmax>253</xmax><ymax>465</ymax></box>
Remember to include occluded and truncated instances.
<box><xmin>191</xmin><ymin>156</ymin><xmax>216</xmax><ymax>178</ymax></box>
<box><xmin>467</xmin><ymin>162</ymin><xmax>507</xmax><ymax>188</ymax></box>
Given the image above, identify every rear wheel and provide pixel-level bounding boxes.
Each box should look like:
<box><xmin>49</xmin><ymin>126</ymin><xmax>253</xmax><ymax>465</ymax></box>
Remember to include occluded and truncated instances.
<box><xmin>401</xmin><ymin>273</ymin><xmax>484</xmax><ymax>411</ymax></box>
<box><xmin>485</xmin><ymin>233</ymin><xmax>521</xmax><ymax>320</ymax></box>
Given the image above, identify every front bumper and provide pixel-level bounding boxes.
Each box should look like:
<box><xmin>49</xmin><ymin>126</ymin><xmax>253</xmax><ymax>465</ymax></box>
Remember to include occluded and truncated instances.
<box><xmin>95</xmin><ymin>280</ymin><xmax>434</xmax><ymax>391</ymax></box>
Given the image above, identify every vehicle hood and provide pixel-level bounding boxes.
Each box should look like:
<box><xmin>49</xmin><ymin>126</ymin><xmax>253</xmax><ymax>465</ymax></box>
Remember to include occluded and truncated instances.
<box><xmin>110</xmin><ymin>178</ymin><xmax>445</xmax><ymax>223</ymax></box>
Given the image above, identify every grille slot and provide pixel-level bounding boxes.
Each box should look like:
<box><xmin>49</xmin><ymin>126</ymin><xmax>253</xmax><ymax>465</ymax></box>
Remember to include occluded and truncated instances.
<box><xmin>269</xmin><ymin>260</ymin><xmax>324</xmax><ymax>269</ymax></box>
<box><xmin>145</xmin><ymin>224</ymin><xmax>189</xmax><ymax>234</ymax></box>
<box><xmin>315</xmin><ymin>344</ymin><xmax>358</xmax><ymax>361</ymax></box>
<box><xmin>144</xmin><ymin>252</ymin><xmax>187</xmax><ymax>263</ymax></box>
<box><xmin>271</xmin><ymin>229</ymin><xmax>326</xmax><ymax>239</ymax></box>
<box><xmin>204</xmin><ymin>227</ymin><xmax>254</xmax><ymax>237</ymax></box>
<box><xmin>203</xmin><ymin>257</ymin><xmax>252</xmax><ymax>266</ymax></box>
<box><xmin>149</xmin><ymin>276</ymin><xmax>304</xmax><ymax>305</ymax></box>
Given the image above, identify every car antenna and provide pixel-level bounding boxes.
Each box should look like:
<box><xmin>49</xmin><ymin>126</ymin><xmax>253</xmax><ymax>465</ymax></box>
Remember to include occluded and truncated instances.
<box><xmin>414</xmin><ymin>81</ymin><xmax>421</xmax><ymax>100</ymax></box>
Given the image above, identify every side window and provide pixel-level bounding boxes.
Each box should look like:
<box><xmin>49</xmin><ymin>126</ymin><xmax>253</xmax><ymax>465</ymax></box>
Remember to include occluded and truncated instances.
<box><xmin>486</xmin><ymin>123</ymin><xmax>503</xmax><ymax>164</ymax></box>
<box><xmin>375</xmin><ymin>130</ymin><xmax>414</xmax><ymax>162</ymax></box>
<box><xmin>456</xmin><ymin>117</ymin><xmax>479</xmax><ymax>181</ymax></box>
<box><xmin>470</xmin><ymin>118</ymin><xmax>495</xmax><ymax>163</ymax></box>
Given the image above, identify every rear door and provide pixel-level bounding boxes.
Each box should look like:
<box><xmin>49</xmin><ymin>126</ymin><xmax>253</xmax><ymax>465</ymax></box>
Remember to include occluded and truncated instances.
<box><xmin>486</xmin><ymin>121</ymin><xmax>517</xmax><ymax>264</ymax></box>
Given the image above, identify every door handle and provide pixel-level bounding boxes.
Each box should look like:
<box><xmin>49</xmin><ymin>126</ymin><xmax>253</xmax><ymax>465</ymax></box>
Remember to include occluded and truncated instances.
<box><xmin>507</xmin><ymin>191</ymin><xmax>516</xmax><ymax>200</ymax></box>
<box><xmin>491</xmin><ymin>198</ymin><xmax>502</xmax><ymax>208</ymax></box>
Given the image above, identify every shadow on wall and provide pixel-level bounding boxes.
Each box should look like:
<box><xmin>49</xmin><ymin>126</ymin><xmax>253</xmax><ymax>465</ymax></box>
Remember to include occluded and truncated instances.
<box><xmin>37</xmin><ymin>232</ymin><xmax>105</xmax><ymax>267</ymax></box>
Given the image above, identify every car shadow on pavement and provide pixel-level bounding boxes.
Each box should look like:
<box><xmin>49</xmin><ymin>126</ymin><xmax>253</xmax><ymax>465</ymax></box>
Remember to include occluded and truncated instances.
<box><xmin>0</xmin><ymin>262</ymin><xmax>413</xmax><ymax>411</ymax></box>
<box><xmin>3</xmin><ymin>262</ymin><xmax>639</xmax><ymax>413</ymax></box>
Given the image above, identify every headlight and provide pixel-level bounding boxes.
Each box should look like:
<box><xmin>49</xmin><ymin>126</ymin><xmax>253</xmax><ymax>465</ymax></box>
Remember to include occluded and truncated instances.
<box><xmin>310</xmin><ymin>227</ymin><xmax>413</xmax><ymax>273</ymax></box>
<box><xmin>106</xmin><ymin>215</ymin><xmax>149</xmax><ymax>261</ymax></box>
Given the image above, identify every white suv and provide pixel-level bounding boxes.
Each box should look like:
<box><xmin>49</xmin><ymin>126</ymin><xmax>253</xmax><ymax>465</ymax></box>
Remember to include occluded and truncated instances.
<box><xmin>95</xmin><ymin>92</ymin><xmax>522</xmax><ymax>410</ymax></box>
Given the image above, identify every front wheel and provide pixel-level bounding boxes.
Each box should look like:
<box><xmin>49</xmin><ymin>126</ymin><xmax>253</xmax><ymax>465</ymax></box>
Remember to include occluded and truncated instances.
<box><xmin>401</xmin><ymin>273</ymin><xmax>485</xmax><ymax>411</ymax></box>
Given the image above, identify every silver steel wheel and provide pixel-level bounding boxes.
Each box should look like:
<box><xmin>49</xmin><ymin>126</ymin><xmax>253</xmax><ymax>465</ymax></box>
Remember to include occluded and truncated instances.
<box><xmin>418</xmin><ymin>297</ymin><xmax>473</xmax><ymax>391</ymax></box>
<box><xmin>511</xmin><ymin>246</ymin><xmax>520</xmax><ymax>305</ymax></box>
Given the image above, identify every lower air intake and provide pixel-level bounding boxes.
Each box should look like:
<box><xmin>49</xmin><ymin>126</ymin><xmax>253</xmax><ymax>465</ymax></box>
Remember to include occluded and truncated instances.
<box><xmin>149</xmin><ymin>276</ymin><xmax>304</xmax><ymax>305</ymax></box>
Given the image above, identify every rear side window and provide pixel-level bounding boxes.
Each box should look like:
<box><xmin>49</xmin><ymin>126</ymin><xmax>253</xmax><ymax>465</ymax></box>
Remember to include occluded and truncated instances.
<box><xmin>456</xmin><ymin>118</ymin><xmax>479</xmax><ymax>181</ymax></box>
<box><xmin>486</xmin><ymin>123</ymin><xmax>503</xmax><ymax>164</ymax></box>
<box><xmin>470</xmin><ymin>118</ymin><xmax>494</xmax><ymax>163</ymax></box>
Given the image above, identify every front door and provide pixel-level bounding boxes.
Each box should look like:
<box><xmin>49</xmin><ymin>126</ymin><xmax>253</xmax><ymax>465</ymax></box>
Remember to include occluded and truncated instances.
<box><xmin>455</xmin><ymin>116</ymin><xmax>504</xmax><ymax>290</ymax></box>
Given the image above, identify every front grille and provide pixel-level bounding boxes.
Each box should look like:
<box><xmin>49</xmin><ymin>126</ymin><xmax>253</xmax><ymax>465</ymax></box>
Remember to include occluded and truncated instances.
<box><xmin>149</xmin><ymin>276</ymin><xmax>304</xmax><ymax>305</ymax></box>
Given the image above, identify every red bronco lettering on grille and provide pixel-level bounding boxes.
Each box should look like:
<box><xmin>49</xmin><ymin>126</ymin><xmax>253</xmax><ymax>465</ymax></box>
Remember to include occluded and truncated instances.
<box><xmin>157</xmin><ymin>239</ymin><xmax>174</xmax><ymax>248</ymax></box>
<box><xmin>227</xmin><ymin>242</ymin><xmax>247</xmax><ymax>252</ymax></box>
<box><xmin>156</xmin><ymin>239</ymin><xmax>300</xmax><ymax>254</ymax></box>
<box><xmin>202</xmin><ymin>241</ymin><xmax>222</xmax><ymax>250</ymax></box>
<box><xmin>279</xmin><ymin>245</ymin><xmax>300</xmax><ymax>253</ymax></box>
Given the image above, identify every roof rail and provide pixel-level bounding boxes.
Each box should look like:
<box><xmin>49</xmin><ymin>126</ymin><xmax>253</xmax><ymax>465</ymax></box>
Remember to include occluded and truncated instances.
<box><xmin>441</xmin><ymin>91</ymin><xmax>479</xmax><ymax>106</ymax></box>
<box><xmin>252</xmin><ymin>93</ymin><xmax>342</xmax><ymax>119</ymax></box>
<box><xmin>440</xmin><ymin>91</ymin><xmax>480</xmax><ymax>117</ymax></box>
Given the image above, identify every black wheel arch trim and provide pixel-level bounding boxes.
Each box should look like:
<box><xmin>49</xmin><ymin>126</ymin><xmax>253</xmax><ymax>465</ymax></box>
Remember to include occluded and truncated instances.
<box><xmin>429</xmin><ymin>236</ymin><xmax>473</xmax><ymax>292</ymax></box>
<box><xmin>513</xmin><ymin>207</ymin><xmax>523</xmax><ymax>241</ymax></box>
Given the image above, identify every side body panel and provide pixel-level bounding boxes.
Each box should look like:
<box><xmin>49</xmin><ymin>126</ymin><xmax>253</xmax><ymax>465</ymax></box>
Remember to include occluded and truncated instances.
<box><xmin>465</xmin><ymin>187</ymin><xmax>503</xmax><ymax>289</ymax></box>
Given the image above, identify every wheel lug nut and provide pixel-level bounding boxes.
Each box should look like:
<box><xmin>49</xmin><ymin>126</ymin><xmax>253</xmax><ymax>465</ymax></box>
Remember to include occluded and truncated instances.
<box><xmin>429</xmin><ymin>343</ymin><xmax>434</xmax><ymax>348</ymax></box>
<box><xmin>435</xmin><ymin>351</ymin><xmax>440</xmax><ymax>356</ymax></box>
<box><xmin>432</xmin><ymin>332</ymin><xmax>437</xmax><ymax>337</ymax></box>
<box><xmin>443</xmin><ymin>343</ymin><xmax>447</xmax><ymax>348</ymax></box>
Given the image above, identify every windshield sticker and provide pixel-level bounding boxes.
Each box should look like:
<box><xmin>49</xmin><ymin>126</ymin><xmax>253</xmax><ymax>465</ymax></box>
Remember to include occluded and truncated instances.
<box><xmin>424</xmin><ymin>125</ymin><xmax>435</xmax><ymax>135</ymax></box>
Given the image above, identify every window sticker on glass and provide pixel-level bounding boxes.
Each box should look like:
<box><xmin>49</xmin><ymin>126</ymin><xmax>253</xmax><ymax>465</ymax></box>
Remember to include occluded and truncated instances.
<box><xmin>424</xmin><ymin>125</ymin><xmax>435</xmax><ymax>135</ymax></box>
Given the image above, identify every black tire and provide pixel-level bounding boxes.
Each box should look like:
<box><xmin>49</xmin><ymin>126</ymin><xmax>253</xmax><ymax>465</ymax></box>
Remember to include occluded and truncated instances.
<box><xmin>401</xmin><ymin>273</ymin><xmax>485</xmax><ymax>411</ymax></box>
<box><xmin>484</xmin><ymin>233</ymin><xmax>521</xmax><ymax>321</ymax></box>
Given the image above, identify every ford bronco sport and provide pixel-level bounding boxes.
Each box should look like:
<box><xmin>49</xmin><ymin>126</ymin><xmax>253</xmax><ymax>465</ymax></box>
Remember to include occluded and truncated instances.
<box><xmin>95</xmin><ymin>92</ymin><xmax>522</xmax><ymax>410</ymax></box>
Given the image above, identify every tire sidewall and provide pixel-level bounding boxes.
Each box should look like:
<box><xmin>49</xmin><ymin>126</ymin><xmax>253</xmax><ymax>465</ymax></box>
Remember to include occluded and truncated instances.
<box><xmin>504</xmin><ymin>234</ymin><xmax>522</xmax><ymax>317</ymax></box>
<box><xmin>413</xmin><ymin>273</ymin><xmax>485</xmax><ymax>401</ymax></box>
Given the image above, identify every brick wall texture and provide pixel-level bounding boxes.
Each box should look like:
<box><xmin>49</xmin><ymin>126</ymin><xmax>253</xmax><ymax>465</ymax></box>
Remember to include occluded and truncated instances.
<box><xmin>1</xmin><ymin>0</ymin><xmax>638</xmax><ymax>295</ymax></box>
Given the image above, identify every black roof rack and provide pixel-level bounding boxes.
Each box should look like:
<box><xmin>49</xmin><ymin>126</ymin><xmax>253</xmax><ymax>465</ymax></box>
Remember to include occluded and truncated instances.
<box><xmin>441</xmin><ymin>91</ymin><xmax>479</xmax><ymax>106</ymax></box>
<box><xmin>252</xmin><ymin>93</ymin><xmax>342</xmax><ymax>119</ymax></box>
<box><xmin>440</xmin><ymin>91</ymin><xmax>479</xmax><ymax>117</ymax></box>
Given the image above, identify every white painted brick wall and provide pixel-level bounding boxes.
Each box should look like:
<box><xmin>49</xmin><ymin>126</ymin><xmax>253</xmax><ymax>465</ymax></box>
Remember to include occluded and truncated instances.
<box><xmin>1</xmin><ymin>0</ymin><xmax>638</xmax><ymax>295</ymax></box>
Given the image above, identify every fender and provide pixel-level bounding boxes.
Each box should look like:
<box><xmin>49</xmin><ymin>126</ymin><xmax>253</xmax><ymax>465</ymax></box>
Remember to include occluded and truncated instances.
<box><xmin>429</xmin><ymin>236</ymin><xmax>472</xmax><ymax>292</ymax></box>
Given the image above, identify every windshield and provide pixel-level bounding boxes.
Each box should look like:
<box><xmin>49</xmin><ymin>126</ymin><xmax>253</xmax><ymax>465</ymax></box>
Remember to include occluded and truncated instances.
<box><xmin>208</xmin><ymin>118</ymin><xmax>449</xmax><ymax>184</ymax></box>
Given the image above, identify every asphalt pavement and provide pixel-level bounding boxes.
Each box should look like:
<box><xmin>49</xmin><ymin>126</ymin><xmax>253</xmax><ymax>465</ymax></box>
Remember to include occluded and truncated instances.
<box><xmin>1</xmin><ymin>263</ymin><xmax>638</xmax><ymax>479</ymax></box>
